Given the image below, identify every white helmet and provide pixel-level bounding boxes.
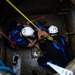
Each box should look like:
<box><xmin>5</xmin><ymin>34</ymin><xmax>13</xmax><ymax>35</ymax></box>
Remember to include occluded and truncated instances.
<box><xmin>21</xmin><ymin>26</ymin><xmax>34</xmax><ymax>37</ymax></box>
<box><xmin>48</xmin><ymin>25</ymin><xmax>58</xmax><ymax>34</ymax></box>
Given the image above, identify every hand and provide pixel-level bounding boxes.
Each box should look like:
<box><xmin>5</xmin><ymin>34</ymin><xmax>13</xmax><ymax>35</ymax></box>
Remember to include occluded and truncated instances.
<box><xmin>27</xmin><ymin>38</ymin><xmax>33</xmax><ymax>43</ymax></box>
<box><xmin>37</xmin><ymin>29</ymin><xmax>48</xmax><ymax>40</ymax></box>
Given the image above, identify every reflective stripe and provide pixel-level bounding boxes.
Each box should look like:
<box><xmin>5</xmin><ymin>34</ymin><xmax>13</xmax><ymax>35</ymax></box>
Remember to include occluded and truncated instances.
<box><xmin>52</xmin><ymin>38</ymin><xmax>68</xmax><ymax>62</ymax></box>
<box><xmin>52</xmin><ymin>42</ymin><xmax>60</xmax><ymax>50</ymax></box>
<box><xmin>13</xmin><ymin>30</ymin><xmax>18</xmax><ymax>35</ymax></box>
<box><xmin>12</xmin><ymin>30</ymin><xmax>22</xmax><ymax>43</ymax></box>
<box><xmin>61</xmin><ymin>38</ymin><xmax>65</xmax><ymax>46</ymax></box>
<box><xmin>15</xmin><ymin>38</ymin><xmax>22</xmax><ymax>42</ymax></box>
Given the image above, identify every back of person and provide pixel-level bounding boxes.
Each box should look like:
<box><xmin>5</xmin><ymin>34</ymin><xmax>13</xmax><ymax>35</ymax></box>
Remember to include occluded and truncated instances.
<box><xmin>8</xmin><ymin>25</ymin><xmax>27</xmax><ymax>48</ymax></box>
<box><xmin>8</xmin><ymin>25</ymin><xmax>36</xmax><ymax>48</ymax></box>
<box><xmin>39</xmin><ymin>35</ymin><xmax>70</xmax><ymax>67</ymax></box>
<box><xmin>37</xmin><ymin>25</ymin><xmax>70</xmax><ymax>68</ymax></box>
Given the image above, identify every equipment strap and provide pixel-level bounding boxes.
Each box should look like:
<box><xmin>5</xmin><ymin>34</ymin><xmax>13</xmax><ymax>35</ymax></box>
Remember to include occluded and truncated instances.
<box><xmin>12</xmin><ymin>30</ymin><xmax>22</xmax><ymax>43</ymax></box>
<box><xmin>52</xmin><ymin>38</ymin><xmax>69</xmax><ymax>62</ymax></box>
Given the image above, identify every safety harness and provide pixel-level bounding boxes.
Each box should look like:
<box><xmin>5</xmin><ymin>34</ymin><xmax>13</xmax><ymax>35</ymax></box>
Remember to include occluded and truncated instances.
<box><xmin>44</xmin><ymin>38</ymin><xmax>69</xmax><ymax>67</ymax></box>
<box><xmin>52</xmin><ymin>38</ymin><xmax>69</xmax><ymax>62</ymax></box>
<box><xmin>8</xmin><ymin>30</ymin><xmax>22</xmax><ymax>48</ymax></box>
<box><xmin>9</xmin><ymin>30</ymin><xmax>22</xmax><ymax>43</ymax></box>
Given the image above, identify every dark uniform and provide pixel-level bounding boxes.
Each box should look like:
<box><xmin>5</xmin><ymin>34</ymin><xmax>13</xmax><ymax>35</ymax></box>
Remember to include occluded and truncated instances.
<box><xmin>37</xmin><ymin>35</ymin><xmax>70</xmax><ymax>68</ymax></box>
<box><xmin>8</xmin><ymin>25</ymin><xmax>29</xmax><ymax>48</ymax></box>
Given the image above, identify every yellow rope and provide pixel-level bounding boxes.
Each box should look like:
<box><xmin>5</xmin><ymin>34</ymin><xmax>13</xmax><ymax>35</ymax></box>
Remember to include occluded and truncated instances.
<box><xmin>6</xmin><ymin>0</ymin><xmax>59</xmax><ymax>44</ymax></box>
<box><xmin>6</xmin><ymin>0</ymin><xmax>38</xmax><ymax>29</ymax></box>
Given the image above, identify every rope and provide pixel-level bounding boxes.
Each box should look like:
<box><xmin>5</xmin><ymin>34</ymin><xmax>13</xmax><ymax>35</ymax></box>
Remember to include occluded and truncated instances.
<box><xmin>6</xmin><ymin>0</ymin><xmax>60</xmax><ymax>45</ymax></box>
<box><xmin>6</xmin><ymin>0</ymin><xmax>38</xmax><ymax>29</ymax></box>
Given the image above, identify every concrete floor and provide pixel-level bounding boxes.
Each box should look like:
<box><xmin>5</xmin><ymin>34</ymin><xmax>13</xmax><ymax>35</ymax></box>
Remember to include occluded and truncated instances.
<box><xmin>6</xmin><ymin>47</ymin><xmax>56</xmax><ymax>75</ymax></box>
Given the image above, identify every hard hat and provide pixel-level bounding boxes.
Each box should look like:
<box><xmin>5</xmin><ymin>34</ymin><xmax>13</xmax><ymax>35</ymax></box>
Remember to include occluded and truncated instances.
<box><xmin>48</xmin><ymin>25</ymin><xmax>58</xmax><ymax>34</ymax></box>
<box><xmin>21</xmin><ymin>26</ymin><xmax>34</xmax><ymax>37</ymax></box>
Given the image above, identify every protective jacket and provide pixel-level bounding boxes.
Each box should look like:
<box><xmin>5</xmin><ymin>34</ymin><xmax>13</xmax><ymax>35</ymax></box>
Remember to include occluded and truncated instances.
<box><xmin>38</xmin><ymin>35</ymin><xmax>70</xmax><ymax>67</ymax></box>
<box><xmin>8</xmin><ymin>25</ymin><xmax>29</xmax><ymax>48</ymax></box>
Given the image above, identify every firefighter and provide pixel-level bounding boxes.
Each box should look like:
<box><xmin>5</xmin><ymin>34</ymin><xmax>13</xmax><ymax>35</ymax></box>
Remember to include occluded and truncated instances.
<box><xmin>37</xmin><ymin>25</ymin><xmax>70</xmax><ymax>68</ymax></box>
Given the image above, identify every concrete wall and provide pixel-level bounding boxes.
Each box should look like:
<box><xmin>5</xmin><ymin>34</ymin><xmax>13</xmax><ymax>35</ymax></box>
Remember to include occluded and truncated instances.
<box><xmin>71</xmin><ymin>10</ymin><xmax>75</xmax><ymax>57</ymax></box>
<box><xmin>65</xmin><ymin>10</ymin><xmax>75</xmax><ymax>58</ymax></box>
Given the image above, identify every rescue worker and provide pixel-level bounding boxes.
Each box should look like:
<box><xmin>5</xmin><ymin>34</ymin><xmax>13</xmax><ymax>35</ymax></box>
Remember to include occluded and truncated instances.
<box><xmin>37</xmin><ymin>25</ymin><xmax>70</xmax><ymax>68</ymax></box>
<box><xmin>8</xmin><ymin>24</ymin><xmax>37</xmax><ymax>48</ymax></box>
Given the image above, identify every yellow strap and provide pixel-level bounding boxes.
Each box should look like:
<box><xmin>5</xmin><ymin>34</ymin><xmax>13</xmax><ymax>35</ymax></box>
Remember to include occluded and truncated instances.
<box><xmin>40</xmin><ymin>36</ymin><xmax>59</xmax><ymax>45</ymax></box>
<box><xmin>39</xmin><ymin>35</ymin><xmax>53</xmax><ymax>40</ymax></box>
<box><xmin>6</xmin><ymin>0</ymin><xmax>38</xmax><ymax>29</ymax></box>
<box><xmin>6</xmin><ymin>0</ymin><xmax>59</xmax><ymax>44</ymax></box>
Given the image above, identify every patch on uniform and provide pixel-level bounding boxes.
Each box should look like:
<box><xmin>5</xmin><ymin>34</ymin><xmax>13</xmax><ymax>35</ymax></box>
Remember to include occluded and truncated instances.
<box><xmin>31</xmin><ymin>47</ymin><xmax>43</xmax><ymax>58</ymax></box>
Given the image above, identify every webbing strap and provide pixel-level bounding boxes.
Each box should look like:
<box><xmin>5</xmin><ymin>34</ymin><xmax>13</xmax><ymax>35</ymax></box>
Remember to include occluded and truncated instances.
<box><xmin>12</xmin><ymin>30</ymin><xmax>22</xmax><ymax>42</ymax></box>
<box><xmin>52</xmin><ymin>38</ymin><xmax>68</xmax><ymax>62</ymax></box>
<box><xmin>13</xmin><ymin>30</ymin><xmax>18</xmax><ymax>35</ymax></box>
<box><xmin>40</xmin><ymin>35</ymin><xmax>60</xmax><ymax>46</ymax></box>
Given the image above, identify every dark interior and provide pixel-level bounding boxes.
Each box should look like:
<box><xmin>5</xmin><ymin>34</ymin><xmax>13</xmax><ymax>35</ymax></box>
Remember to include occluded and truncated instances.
<box><xmin>0</xmin><ymin>0</ymin><xmax>75</xmax><ymax>75</ymax></box>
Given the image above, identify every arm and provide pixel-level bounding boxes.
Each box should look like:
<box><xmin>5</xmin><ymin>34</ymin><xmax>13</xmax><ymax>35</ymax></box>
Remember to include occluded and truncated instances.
<box><xmin>37</xmin><ymin>29</ymin><xmax>49</xmax><ymax>40</ymax></box>
<box><xmin>26</xmin><ymin>37</ymin><xmax>40</xmax><ymax>49</ymax></box>
<box><xmin>34</xmin><ymin>43</ymin><xmax>40</xmax><ymax>50</ymax></box>
<box><xmin>27</xmin><ymin>39</ymin><xmax>37</xmax><ymax>47</ymax></box>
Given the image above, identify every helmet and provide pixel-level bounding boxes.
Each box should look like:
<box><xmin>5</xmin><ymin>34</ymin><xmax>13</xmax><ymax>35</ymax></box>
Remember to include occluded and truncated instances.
<box><xmin>48</xmin><ymin>25</ymin><xmax>58</xmax><ymax>34</ymax></box>
<box><xmin>21</xmin><ymin>26</ymin><xmax>34</xmax><ymax>37</ymax></box>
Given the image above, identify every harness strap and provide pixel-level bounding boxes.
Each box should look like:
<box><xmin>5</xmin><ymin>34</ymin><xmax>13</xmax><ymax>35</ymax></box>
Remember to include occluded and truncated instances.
<box><xmin>52</xmin><ymin>38</ymin><xmax>69</xmax><ymax>62</ymax></box>
<box><xmin>11</xmin><ymin>30</ymin><xmax>22</xmax><ymax>43</ymax></box>
<box><xmin>13</xmin><ymin>30</ymin><xmax>18</xmax><ymax>35</ymax></box>
<box><xmin>42</xmin><ymin>26</ymin><xmax>44</xmax><ymax>31</ymax></box>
